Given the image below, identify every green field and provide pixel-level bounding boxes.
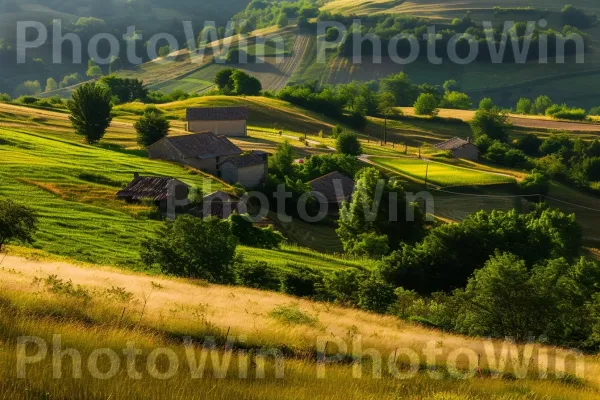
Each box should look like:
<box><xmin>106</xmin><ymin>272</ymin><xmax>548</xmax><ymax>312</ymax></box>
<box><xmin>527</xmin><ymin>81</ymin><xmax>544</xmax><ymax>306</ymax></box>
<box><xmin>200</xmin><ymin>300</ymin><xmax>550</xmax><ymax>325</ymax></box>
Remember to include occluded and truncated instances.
<box><xmin>371</xmin><ymin>156</ymin><xmax>516</xmax><ymax>187</ymax></box>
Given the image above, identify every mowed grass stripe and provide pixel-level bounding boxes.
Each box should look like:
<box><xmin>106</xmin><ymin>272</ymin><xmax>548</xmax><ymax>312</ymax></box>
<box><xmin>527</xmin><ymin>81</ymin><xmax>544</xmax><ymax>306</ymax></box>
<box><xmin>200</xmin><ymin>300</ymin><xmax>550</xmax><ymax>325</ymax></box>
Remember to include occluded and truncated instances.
<box><xmin>370</xmin><ymin>157</ymin><xmax>515</xmax><ymax>187</ymax></box>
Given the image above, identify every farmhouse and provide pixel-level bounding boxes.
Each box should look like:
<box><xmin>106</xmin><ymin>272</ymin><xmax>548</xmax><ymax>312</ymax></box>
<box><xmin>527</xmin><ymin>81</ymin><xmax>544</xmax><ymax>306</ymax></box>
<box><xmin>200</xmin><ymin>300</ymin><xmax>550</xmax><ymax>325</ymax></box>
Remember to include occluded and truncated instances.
<box><xmin>219</xmin><ymin>151</ymin><xmax>268</xmax><ymax>189</ymax></box>
<box><xmin>189</xmin><ymin>191</ymin><xmax>240</xmax><ymax>219</ymax></box>
<box><xmin>309</xmin><ymin>171</ymin><xmax>355</xmax><ymax>214</ymax></box>
<box><xmin>186</xmin><ymin>106</ymin><xmax>248</xmax><ymax>137</ymax></box>
<box><xmin>147</xmin><ymin>133</ymin><xmax>242</xmax><ymax>175</ymax></box>
<box><xmin>117</xmin><ymin>174</ymin><xmax>190</xmax><ymax>213</ymax></box>
<box><xmin>434</xmin><ymin>137</ymin><xmax>479</xmax><ymax>161</ymax></box>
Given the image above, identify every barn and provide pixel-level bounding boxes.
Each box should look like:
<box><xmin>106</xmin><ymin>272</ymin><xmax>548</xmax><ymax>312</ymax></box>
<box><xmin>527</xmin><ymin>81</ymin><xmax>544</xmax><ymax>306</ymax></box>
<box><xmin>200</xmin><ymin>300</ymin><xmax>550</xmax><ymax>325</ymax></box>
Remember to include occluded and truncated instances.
<box><xmin>186</xmin><ymin>106</ymin><xmax>248</xmax><ymax>137</ymax></box>
<box><xmin>117</xmin><ymin>173</ymin><xmax>190</xmax><ymax>214</ymax></box>
<box><xmin>147</xmin><ymin>133</ymin><xmax>242</xmax><ymax>175</ymax></box>
<box><xmin>219</xmin><ymin>151</ymin><xmax>268</xmax><ymax>189</ymax></box>
<box><xmin>434</xmin><ymin>137</ymin><xmax>480</xmax><ymax>161</ymax></box>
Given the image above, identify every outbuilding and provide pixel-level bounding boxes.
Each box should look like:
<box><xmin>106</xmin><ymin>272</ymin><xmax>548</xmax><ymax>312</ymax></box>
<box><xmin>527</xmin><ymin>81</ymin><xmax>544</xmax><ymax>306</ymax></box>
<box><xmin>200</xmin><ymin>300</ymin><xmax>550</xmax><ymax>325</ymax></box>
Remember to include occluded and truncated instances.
<box><xmin>434</xmin><ymin>137</ymin><xmax>479</xmax><ymax>161</ymax></box>
<box><xmin>186</xmin><ymin>106</ymin><xmax>248</xmax><ymax>137</ymax></box>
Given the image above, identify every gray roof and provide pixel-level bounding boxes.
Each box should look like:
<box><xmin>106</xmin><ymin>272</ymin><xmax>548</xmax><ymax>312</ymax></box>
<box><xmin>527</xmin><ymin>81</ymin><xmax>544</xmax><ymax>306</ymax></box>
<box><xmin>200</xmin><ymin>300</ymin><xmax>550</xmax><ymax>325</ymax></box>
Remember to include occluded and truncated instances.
<box><xmin>159</xmin><ymin>133</ymin><xmax>242</xmax><ymax>159</ymax></box>
<box><xmin>220</xmin><ymin>151</ymin><xmax>267</xmax><ymax>168</ymax></box>
<box><xmin>117</xmin><ymin>176</ymin><xmax>189</xmax><ymax>201</ymax></box>
<box><xmin>186</xmin><ymin>106</ymin><xmax>249</xmax><ymax>121</ymax></box>
<box><xmin>309</xmin><ymin>171</ymin><xmax>355</xmax><ymax>204</ymax></box>
<box><xmin>435</xmin><ymin>137</ymin><xmax>476</xmax><ymax>151</ymax></box>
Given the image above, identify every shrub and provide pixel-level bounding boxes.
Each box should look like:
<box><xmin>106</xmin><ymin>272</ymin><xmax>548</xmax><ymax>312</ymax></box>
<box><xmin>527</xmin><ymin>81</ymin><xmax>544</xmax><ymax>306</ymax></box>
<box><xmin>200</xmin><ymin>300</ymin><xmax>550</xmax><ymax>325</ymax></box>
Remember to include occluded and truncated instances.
<box><xmin>358</xmin><ymin>275</ymin><xmax>396</xmax><ymax>313</ymax></box>
<box><xmin>0</xmin><ymin>198</ymin><xmax>38</xmax><ymax>252</ymax></box>
<box><xmin>414</xmin><ymin>93</ymin><xmax>439</xmax><ymax>116</ymax></box>
<box><xmin>479</xmin><ymin>97</ymin><xmax>494</xmax><ymax>111</ymax></box>
<box><xmin>440</xmin><ymin>91</ymin><xmax>472</xmax><ymax>110</ymax></box>
<box><xmin>519</xmin><ymin>170</ymin><xmax>549</xmax><ymax>196</ymax></box>
<box><xmin>235</xmin><ymin>260</ymin><xmax>280</xmax><ymax>291</ymax></box>
<box><xmin>140</xmin><ymin>216</ymin><xmax>237</xmax><ymax>283</ymax></box>
<box><xmin>229</xmin><ymin>214</ymin><xmax>285</xmax><ymax>249</ymax></box>
<box><xmin>470</xmin><ymin>108</ymin><xmax>510</xmax><ymax>142</ymax></box>
<box><xmin>323</xmin><ymin>269</ymin><xmax>362</xmax><ymax>306</ymax></box>
<box><xmin>67</xmin><ymin>83</ymin><xmax>113</xmax><ymax>144</ymax></box>
<box><xmin>336</xmin><ymin>132</ymin><xmax>362</xmax><ymax>155</ymax></box>
<box><xmin>280</xmin><ymin>264</ymin><xmax>323</xmax><ymax>298</ymax></box>
<box><xmin>517</xmin><ymin>133</ymin><xmax>542</xmax><ymax>156</ymax></box>
<box><xmin>134</xmin><ymin>107</ymin><xmax>170</xmax><ymax>148</ymax></box>
<box><xmin>516</xmin><ymin>98</ymin><xmax>533</xmax><ymax>114</ymax></box>
<box><xmin>269</xmin><ymin>304</ymin><xmax>318</xmax><ymax>326</ymax></box>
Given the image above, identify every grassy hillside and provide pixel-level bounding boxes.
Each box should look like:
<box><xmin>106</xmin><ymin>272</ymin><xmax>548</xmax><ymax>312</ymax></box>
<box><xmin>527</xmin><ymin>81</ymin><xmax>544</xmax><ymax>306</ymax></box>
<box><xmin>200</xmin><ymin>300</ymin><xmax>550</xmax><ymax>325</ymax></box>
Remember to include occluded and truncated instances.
<box><xmin>0</xmin><ymin>254</ymin><xmax>598</xmax><ymax>399</ymax></box>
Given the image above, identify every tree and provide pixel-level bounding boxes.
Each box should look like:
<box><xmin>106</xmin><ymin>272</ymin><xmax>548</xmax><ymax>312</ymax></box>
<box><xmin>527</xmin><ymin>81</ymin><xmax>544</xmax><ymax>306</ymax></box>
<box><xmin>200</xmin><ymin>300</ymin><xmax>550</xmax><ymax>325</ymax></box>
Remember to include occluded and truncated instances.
<box><xmin>413</xmin><ymin>93</ymin><xmax>438</xmax><ymax>116</ymax></box>
<box><xmin>140</xmin><ymin>216</ymin><xmax>237</xmax><ymax>283</ymax></box>
<box><xmin>519</xmin><ymin>170</ymin><xmax>549</xmax><ymax>196</ymax></box>
<box><xmin>232</xmin><ymin>70</ymin><xmax>262</xmax><ymax>96</ymax></box>
<box><xmin>15</xmin><ymin>80</ymin><xmax>41</xmax><ymax>96</ymax></box>
<box><xmin>45</xmin><ymin>78</ymin><xmax>58</xmax><ymax>93</ymax></box>
<box><xmin>158</xmin><ymin>45</ymin><xmax>171</xmax><ymax>58</ymax></box>
<box><xmin>534</xmin><ymin>95</ymin><xmax>553</xmax><ymax>115</ymax></box>
<box><xmin>67</xmin><ymin>83</ymin><xmax>113</xmax><ymax>144</ymax></box>
<box><xmin>336</xmin><ymin>132</ymin><xmax>362</xmax><ymax>155</ymax></box>
<box><xmin>516</xmin><ymin>98</ymin><xmax>533</xmax><ymax>114</ymax></box>
<box><xmin>479</xmin><ymin>97</ymin><xmax>494</xmax><ymax>111</ymax></box>
<box><xmin>380</xmin><ymin>72</ymin><xmax>418</xmax><ymax>106</ymax></box>
<box><xmin>134</xmin><ymin>107</ymin><xmax>170</xmax><ymax>148</ymax></box>
<box><xmin>277</xmin><ymin>12</ymin><xmax>288</xmax><ymax>28</ymax></box>
<box><xmin>470</xmin><ymin>107</ymin><xmax>510</xmax><ymax>142</ymax></box>
<box><xmin>215</xmin><ymin>68</ymin><xmax>235</xmax><ymax>93</ymax></box>
<box><xmin>86</xmin><ymin>65</ymin><xmax>103</xmax><ymax>78</ymax></box>
<box><xmin>337</xmin><ymin>167</ymin><xmax>425</xmax><ymax>255</ymax></box>
<box><xmin>0</xmin><ymin>199</ymin><xmax>37</xmax><ymax>252</ymax></box>
<box><xmin>443</xmin><ymin>79</ymin><xmax>458</xmax><ymax>92</ymax></box>
<box><xmin>358</xmin><ymin>275</ymin><xmax>396</xmax><ymax>313</ymax></box>
<box><xmin>269</xmin><ymin>139</ymin><xmax>295</xmax><ymax>178</ymax></box>
<box><xmin>325</xmin><ymin>27</ymin><xmax>340</xmax><ymax>41</ymax></box>
<box><xmin>99</xmin><ymin>76</ymin><xmax>147</xmax><ymax>103</ymax></box>
<box><xmin>455</xmin><ymin>252</ymin><xmax>555</xmax><ymax>342</ymax></box>
<box><xmin>440</xmin><ymin>91</ymin><xmax>472</xmax><ymax>110</ymax></box>
<box><xmin>109</xmin><ymin>56</ymin><xmax>122</xmax><ymax>74</ymax></box>
<box><xmin>516</xmin><ymin>133</ymin><xmax>542</xmax><ymax>156</ymax></box>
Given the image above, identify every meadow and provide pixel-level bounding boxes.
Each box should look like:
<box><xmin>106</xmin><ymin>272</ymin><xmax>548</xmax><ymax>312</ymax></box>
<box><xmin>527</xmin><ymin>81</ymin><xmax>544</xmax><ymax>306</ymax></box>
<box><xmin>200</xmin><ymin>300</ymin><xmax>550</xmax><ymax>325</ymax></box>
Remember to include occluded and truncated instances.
<box><xmin>370</xmin><ymin>157</ymin><xmax>515</xmax><ymax>187</ymax></box>
<box><xmin>0</xmin><ymin>254</ymin><xmax>598</xmax><ymax>399</ymax></box>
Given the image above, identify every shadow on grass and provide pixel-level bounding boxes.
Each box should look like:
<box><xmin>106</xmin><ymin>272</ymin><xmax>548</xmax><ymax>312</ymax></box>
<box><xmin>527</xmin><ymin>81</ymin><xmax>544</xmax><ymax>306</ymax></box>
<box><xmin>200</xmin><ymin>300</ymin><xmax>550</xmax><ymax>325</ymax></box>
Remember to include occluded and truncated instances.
<box><xmin>97</xmin><ymin>143</ymin><xmax>148</xmax><ymax>157</ymax></box>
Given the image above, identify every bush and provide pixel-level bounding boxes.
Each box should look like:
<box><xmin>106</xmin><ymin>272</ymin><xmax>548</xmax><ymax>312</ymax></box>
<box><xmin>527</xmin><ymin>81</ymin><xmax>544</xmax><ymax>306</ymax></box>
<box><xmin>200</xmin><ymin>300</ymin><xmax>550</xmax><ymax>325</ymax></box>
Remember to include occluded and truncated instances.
<box><xmin>519</xmin><ymin>170</ymin><xmax>549</xmax><ymax>196</ymax></box>
<box><xmin>134</xmin><ymin>107</ymin><xmax>170</xmax><ymax>148</ymax></box>
<box><xmin>140</xmin><ymin>216</ymin><xmax>238</xmax><ymax>283</ymax></box>
<box><xmin>336</xmin><ymin>132</ymin><xmax>362</xmax><ymax>155</ymax></box>
<box><xmin>323</xmin><ymin>269</ymin><xmax>362</xmax><ymax>306</ymax></box>
<box><xmin>67</xmin><ymin>83</ymin><xmax>113</xmax><ymax>144</ymax></box>
<box><xmin>546</xmin><ymin>104</ymin><xmax>588</xmax><ymax>121</ymax></box>
<box><xmin>358</xmin><ymin>275</ymin><xmax>396</xmax><ymax>313</ymax></box>
<box><xmin>280</xmin><ymin>264</ymin><xmax>323</xmax><ymax>298</ymax></box>
<box><xmin>229</xmin><ymin>214</ymin><xmax>285</xmax><ymax>249</ymax></box>
<box><xmin>0</xmin><ymin>198</ymin><xmax>38</xmax><ymax>252</ymax></box>
<box><xmin>479</xmin><ymin>97</ymin><xmax>495</xmax><ymax>111</ymax></box>
<box><xmin>414</xmin><ymin>93</ymin><xmax>439</xmax><ymax>116</ymax></box>
<box><xmin>516</xmin><ymin>133</ymin><xmax>542</xmax><ymax>156</ymax></box>
<box><xmin>235</xmin><ymin>260</ymin><xmax>280</xmax><ymax>291</ymax></box>
<box><xmin>470</xmin><ymin>108</ymin><xmax>510</xmax><ymax>142</ymax></box>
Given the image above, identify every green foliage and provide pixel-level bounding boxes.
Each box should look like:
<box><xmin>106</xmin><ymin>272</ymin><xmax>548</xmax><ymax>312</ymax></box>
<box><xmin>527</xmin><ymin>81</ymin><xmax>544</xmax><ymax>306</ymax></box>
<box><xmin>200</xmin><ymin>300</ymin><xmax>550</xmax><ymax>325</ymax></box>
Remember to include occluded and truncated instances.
<box><xmin>276</xmin><ymin>12</ymin><xmax>288</xmax><ymax>28</ymax></box>
<box><xmin>296</xmin><ymin>154</ymin><xmax>359</xmax><ymax>181</ymax></box>
<box><xmin>478</xmin><ymin>97</ymin><xmax>494</xmax><ymax>111</ymax></box>
<box><xmin>269</xmin><ymin>304</ymin><xmax>318</xmax><ymax>326</ymax></box>
<box><xmin>519</xmin><ymin>170</ymin><xmax>549</xmax><ymax>196</ymax></box>
<box><xmin>86</xmin><ymin>65</ymin><xmax>103</xmax><ymax>78</ymax></box>
<box><xmin>533</xmin><ymin>95</ymin><xmax>553</xmax><ymax>115</ymax></box>
<box><xmin>470</xmin><ymin>107</ymin><xmax>510</xmax><ymax>142</ymax></box>
<box><xmin>358</xmin><ymin>275</ymin><xmax>396</xmax><ymax>313</ymax></box>
<box><xmin>158</xmin><ymin>45</ymin><xmax>171</xmax><ymax>58</ymax></box>
<box><xmin>485</xmin><ymin>141</ymin><xmax>529</xmax><ymax>168</ymax></box>
<box><xmin>134</xmin><ymin>107</ymin><xmax>170</xmax><ymax>148</ymax></box>
<box><xmin>348</xmin><ymin>232</ymin><xmax>389</xmax><ymax>258</ymax></box>
<box><xmin>60</xmin><ymin>73</ymin><xmax>81</xmax><ymax>88</ymax></box>
<box><xmin>516</xmin><ymin>98</ymin><xmax>533</xmax><ymax>114</ymax></box>
<box><xmin>561</xmin><ymin>4</ymin><xmax>597</xmax><ymax>29</ymax></box>
<box><xmin>269</xmin><ymin>140</ymin><xmax>295</xmax><ymax>179</ymax></box>
<box><xmin>413</xmin><ymin>93</ymin><xmax>438</xmax><ymax>116</ymax></box>
<box><xmin>337</xmin><ymin>167</ymin><xmax>425</xmax><ymax>256</ymax></box>
<box><xmin>325</xmin><ymin>27</ymin><xmax>340</xmax><ymax>41</ymax></box>
<box><xmin>546</xmin><ymin>104</ymin><xmax>588</xmax><ymax>121</ymax></box>
<box><xmin>335</xmin><ymin>132</ymin><xmax>362</xmax><ymax>156</ymax></box>
<box><xmin>0</xmin><ymin>198</ymin><xmax>38</xmax><ymax>252</ymax></box>
<box><xmin>45</xmin><ymin>78</ymin><xmax>58</xmax><ymax>93</ymax></box>
<box><xmin>380</xmin><ymin>206</ymin><xmax>582</xmax><ymax>294</ymax></box>
<box><xmin>280</xmin><ymin>264</ymin><xmax>324</xmax><ymax>298</ymax></box>
<box><xmin>323</xmin><ymin>268</ymin><xmax>362</xmax><ymax>306</ymax></box>
<box><xmin>99</xmin><ymin>76</ymin><xmax>147</xmax><ymax>104</ymax></box>
<box><xmin>516</xmin><ymin>133</ymin><xmax>542</xmax><ymax>156</ymax></box>
<box><xmin>440</xmin><ymin>91</ymin><xmax>472</xmax><ymax>110</ymax></box>
<box><xmin>229</xmin><ymin>214</ymin><xmax>285</xmax><ymax>249</ymax></box>
<box><xmin>14</xmin><ymin>80</ymin><xmax>41</xmax><ymax>97</ymax></box>
<box><xmin>235</xmin><ymin>260</ymin><xmax>280</xmax><ymax>290</ymax></box>
<box><xmin>140</xmin><ymin>216</ymin><xmax>237</xmax><ymax>283</ymax></box>
<box><xmin>67</xmin><ymin>83</ymin><xmax>113</xmax><ymax>144</ymax></box>
<box><xmin>215</xmin><ymin>68</ymin><xmax>262</xmax><ymax>96</ymax></box>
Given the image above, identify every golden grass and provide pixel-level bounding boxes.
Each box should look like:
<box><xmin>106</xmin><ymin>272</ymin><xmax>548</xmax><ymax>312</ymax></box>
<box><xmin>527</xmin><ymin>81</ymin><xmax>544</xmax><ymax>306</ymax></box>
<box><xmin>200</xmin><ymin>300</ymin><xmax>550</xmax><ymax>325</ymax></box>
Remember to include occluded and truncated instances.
<box><xmin>0</xmin><ymin>254</ymin><xmax>599</xmax><ymax>399</ymax></box>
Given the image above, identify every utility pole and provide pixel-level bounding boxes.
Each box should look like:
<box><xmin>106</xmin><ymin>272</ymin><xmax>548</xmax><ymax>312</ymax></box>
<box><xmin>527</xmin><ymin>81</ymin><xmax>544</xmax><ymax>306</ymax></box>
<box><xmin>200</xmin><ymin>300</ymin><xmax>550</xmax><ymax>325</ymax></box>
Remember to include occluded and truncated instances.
<box><xmin>424</xmin><ymin>162</ymin><xmax>429</xmax><ymax>187</ymax></box>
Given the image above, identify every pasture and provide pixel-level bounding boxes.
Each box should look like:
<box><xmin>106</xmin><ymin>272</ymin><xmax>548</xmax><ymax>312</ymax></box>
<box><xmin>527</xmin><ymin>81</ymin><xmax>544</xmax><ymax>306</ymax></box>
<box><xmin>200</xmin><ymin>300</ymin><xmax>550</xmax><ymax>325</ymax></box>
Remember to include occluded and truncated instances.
<box><xmin>370</xmin><ymin>156</ymin><xmax>515</xmax><ymax>187</ymax></box>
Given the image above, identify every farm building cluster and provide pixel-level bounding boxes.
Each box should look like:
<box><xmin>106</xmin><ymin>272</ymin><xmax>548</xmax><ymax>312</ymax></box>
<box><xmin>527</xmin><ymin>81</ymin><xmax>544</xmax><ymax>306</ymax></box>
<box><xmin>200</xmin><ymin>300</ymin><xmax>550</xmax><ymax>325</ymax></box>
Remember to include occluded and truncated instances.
<box><xmin>117</xmin><ymin>106</ymin><xmax>357</xmax><ymax>219</ymax></box>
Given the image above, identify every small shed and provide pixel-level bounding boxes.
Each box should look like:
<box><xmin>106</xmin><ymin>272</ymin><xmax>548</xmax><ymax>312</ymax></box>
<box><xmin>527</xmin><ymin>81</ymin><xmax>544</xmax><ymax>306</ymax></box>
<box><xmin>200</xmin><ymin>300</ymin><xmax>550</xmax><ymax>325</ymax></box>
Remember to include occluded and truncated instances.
<box><xmin>434</xmin><ymin>137</ymin><xmax>479</xmax><ymax>161</ymax></box>
<box><xmin>147</xmin><ymin>132</ymin><xmax>242</xmax><ymax>175</ymax></box>
<box><xmin>219</xmin><ymin>151</ymin><xmax>268</xmax><ymax>189</ymax></box>
<box><xmin>117</xmin><ymin>174</ymin><xmax>190</xmax><ymax>213</ymax></box>
<box><xmin>186</xmin><ymin>106</ymin><xmax>249</xmax><ymax>137</ymax></box>
<box><xmin>308</xmin><ymin>171</ymin><xmax>356</xmax><ymax>214</ymax></box>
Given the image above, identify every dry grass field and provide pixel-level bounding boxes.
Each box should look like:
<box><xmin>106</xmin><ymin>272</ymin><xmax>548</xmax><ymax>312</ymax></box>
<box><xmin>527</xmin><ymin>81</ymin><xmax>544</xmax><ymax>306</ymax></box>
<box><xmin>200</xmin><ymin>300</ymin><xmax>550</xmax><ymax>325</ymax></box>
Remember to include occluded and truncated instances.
<box><xmin>0</xmin><ymin>253</ymin><xmax>598</xmax><ymax>399</ymax></box>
